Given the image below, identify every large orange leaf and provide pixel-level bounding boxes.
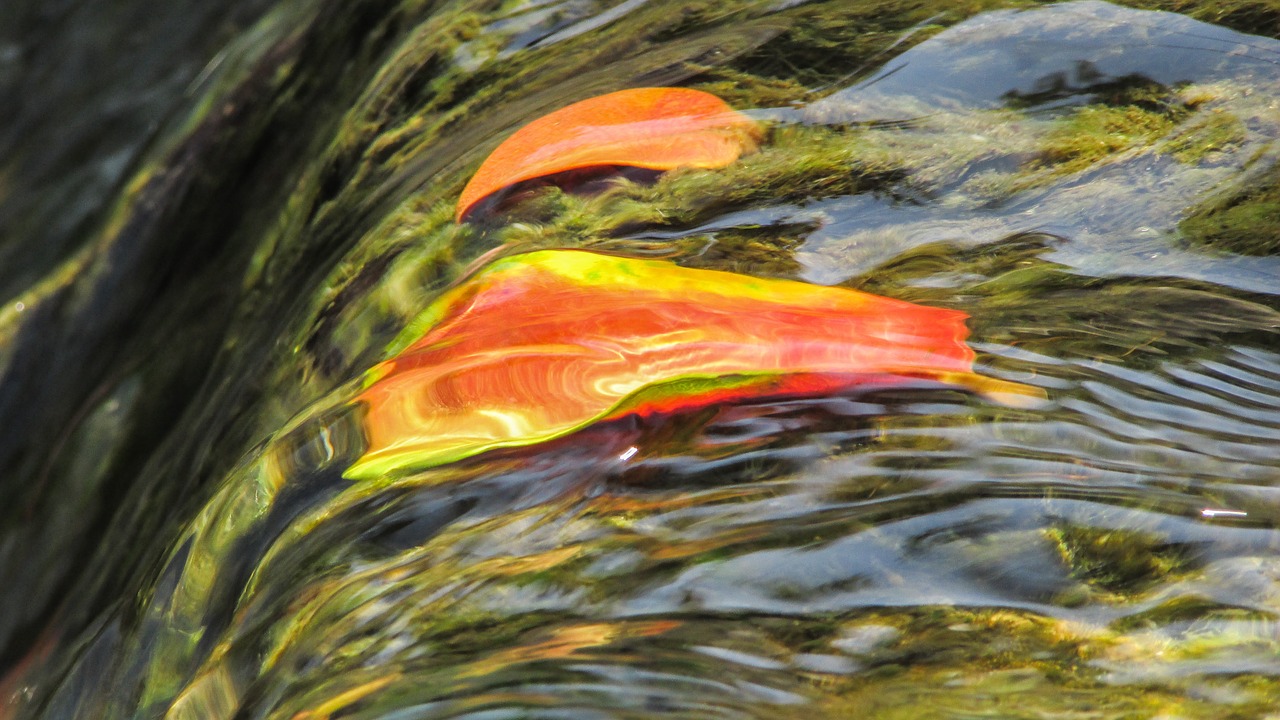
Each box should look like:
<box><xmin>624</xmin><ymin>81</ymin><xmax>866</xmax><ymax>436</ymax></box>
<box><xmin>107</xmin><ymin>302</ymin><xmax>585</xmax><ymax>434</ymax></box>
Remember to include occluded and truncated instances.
<box><xmin>456</xmin><ymin>88</ymin><xmax>762</xmax><ymax>221</ymax></box>
<box><xmin>347</xmin><ymin>250</ymin><xmax>1041</xmax><ymax>479</ymax></box>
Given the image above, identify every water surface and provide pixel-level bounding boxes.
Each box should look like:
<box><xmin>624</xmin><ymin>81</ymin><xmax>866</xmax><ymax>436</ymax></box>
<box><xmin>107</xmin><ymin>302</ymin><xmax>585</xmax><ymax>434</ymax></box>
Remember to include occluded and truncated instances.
<box><xmin>3</xmin><ymin>0</ymin><xmax>1280</xmax><ymax>718</ymax></box>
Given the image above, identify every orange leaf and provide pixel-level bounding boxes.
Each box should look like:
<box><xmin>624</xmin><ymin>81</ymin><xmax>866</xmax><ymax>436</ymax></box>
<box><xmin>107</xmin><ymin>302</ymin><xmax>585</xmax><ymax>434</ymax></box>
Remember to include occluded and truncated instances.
<box><xmin>347</xmin><ymin>250</ymin><xmax>1041</xmax><ymax>479</ymax></box>
<box><xmin>456</xmin><ymin>88</ymin><xmax>762</xmax><ymax>221</ymax></box>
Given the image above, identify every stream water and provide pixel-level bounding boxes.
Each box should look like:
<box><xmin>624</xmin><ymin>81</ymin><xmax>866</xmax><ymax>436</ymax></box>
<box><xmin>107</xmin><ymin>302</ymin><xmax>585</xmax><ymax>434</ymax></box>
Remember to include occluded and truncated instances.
<box><xmin>3</xmin><ymin>0</ymin><xmax>1280</xmax><ymax>718</ymax></box>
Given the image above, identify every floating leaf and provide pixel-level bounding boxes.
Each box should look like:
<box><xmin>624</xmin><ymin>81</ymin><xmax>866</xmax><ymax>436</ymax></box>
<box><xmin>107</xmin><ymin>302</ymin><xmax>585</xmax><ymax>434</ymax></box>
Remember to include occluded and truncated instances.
<box><xmin>347</xmin><ymin>250</ymin><xmax>1041</xmax><ymax>479</ymax></box>
<box><xmin>456</xmin><ymin>87</ymin><xmax>762</xmax><ymax>221</ymax></box>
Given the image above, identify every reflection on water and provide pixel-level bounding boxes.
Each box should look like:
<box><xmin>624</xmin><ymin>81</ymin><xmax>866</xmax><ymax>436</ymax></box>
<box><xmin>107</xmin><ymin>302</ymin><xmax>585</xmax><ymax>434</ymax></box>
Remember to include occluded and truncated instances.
<box><xmin>819</xmin><ymin>1</ymin><xmax>1280</xmax><ymax>113</ymax></box>
<box><xmin>3</xmin><ymin>0</ymin><xmax>1280</xmax><ymax>718</ymax></box>
<box><xmin>791</xmin><ymin>2</ymin><xmax>1280</xmax><ymax>290</ymax></box>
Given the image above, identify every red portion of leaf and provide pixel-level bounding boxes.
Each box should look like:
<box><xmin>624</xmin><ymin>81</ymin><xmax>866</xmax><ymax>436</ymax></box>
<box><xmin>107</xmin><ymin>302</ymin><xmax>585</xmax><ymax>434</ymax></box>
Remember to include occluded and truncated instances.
<box><xmin>456</xmin><ymin>88</ymin><xmax>761</xmax><ymax>221</ymax></box>
<box><xmin>348</xmin><ymin>251</ymin><xmax>1039</xmax><ymax>479</ymax></box>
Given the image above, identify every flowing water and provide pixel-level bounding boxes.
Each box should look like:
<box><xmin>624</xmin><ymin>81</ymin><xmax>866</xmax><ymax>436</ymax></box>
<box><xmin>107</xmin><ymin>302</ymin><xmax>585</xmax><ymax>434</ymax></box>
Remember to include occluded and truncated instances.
<box><xmin>3</xmin><ymin>0</ymin><xmax>1280</xmax><ymax>718</ymax></box>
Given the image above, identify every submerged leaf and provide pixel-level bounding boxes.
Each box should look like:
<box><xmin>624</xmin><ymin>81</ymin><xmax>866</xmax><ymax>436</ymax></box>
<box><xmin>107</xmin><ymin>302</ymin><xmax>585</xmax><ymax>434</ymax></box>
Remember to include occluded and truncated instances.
<box><xmin>347</xmin><ymin>250</ymin><xmax>1040</xmax><ymax>479</ymax></box>
<box><xmin>456</xmin><ymin>87</ymin><xmax>762</xmax><ymax>221</ymax></box>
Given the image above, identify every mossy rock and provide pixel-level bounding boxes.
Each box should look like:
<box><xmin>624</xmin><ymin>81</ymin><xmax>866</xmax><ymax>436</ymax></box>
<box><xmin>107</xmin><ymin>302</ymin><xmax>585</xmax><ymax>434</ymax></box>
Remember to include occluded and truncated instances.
<box><xmin>1180</xmin><ymin>173</ymin><xmax>1280</xmax><ymax>256</ymax></box>
<box><xmin>1046</xmin><ymin>525</ymin><xmax>1198</xmax><ymax>597</ymax></box>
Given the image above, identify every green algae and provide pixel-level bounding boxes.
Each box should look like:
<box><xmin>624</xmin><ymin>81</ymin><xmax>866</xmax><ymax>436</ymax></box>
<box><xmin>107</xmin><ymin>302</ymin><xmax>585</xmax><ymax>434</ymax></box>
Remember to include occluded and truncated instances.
<box><xmin>796</xmin><ymin>604</ymin><xmax>1280</xmax><ymax>718</ymax></box>
<box><xmin>1180</xmin><ymin>173</ymin><xmax>1280</xmax><ymax>256</ymax></box>
<box><xmin>1033</xmin><ymin>101</ymin><xmax>1184</xmax><ymax>176</ymax></box>
<box><xmin>1166</xmin><ymin>110</ymin><xmax>1249</xmax><ymax>164</ymax></box>
<box><xmin>1141</xmin><ymin>0</ymin><xmax>1280</xmax><ymax>37</ymax></box>
<box><xmin>1046</xmin><ymin>525</ymin><xmax>1197</xmax><ymax>597</ymax></box>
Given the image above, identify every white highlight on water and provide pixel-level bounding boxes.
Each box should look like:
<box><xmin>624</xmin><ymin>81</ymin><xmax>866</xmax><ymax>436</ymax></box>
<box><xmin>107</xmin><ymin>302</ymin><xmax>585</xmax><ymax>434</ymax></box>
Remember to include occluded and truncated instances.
<box><xmin>1201</xmin><ymin>508</ymin><xmax>1248</xmax><ymax>518</ymax></box>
